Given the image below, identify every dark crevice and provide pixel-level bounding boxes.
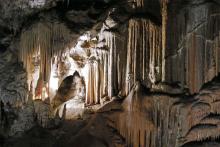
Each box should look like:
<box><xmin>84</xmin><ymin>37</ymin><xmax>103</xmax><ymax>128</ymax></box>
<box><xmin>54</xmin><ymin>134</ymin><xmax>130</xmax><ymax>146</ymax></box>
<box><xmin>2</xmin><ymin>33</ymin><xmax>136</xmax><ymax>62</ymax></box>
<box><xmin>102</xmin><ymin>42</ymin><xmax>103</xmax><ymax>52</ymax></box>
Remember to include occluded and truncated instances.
<box><xmin>129</xmin><ymin>12</ymin><xmax>161</xmax><ymax>26</ymax></box>
<box><xmin>200</xmin><ymin>74</ymin><xmax>220</xmax><ymax>90</ymax></box>
<box><xmin>202</xmin><ymin>113</ymin><xmax>220</xmax><ymax>120</ymax></box>
<box><xmin>182</xmin><ymin>140</ymin><xmax>220</xmax><ymax>147</ymax></box>
<box><xmin>185</xmin><ymin>124</ymin><xmax>217</xmax><ymax>137</ymax></box>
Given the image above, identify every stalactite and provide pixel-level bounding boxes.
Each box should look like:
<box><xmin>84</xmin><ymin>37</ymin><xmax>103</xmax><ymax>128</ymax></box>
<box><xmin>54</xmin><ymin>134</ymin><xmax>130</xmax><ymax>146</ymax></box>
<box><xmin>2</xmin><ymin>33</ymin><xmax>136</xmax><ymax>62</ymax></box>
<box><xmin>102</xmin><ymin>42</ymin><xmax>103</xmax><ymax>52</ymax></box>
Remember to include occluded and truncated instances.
<box><xmin>82</xmin><ymin>48</ymin><xmax>108</xmax><ymax>105</ymax></box>
<box><xmin>84</xmin><ymin>59</ymin><xmax>97</xmax><ymax>104</ymax></box>
<box><xmin>97</xmin><ymin>50</ymin><xmax>107</xmax><ymax>101</ymax></box>
<box><xmin>161</xmin><ymin>0</ymin><xmax>168</xmax><ymax>82</ymax></box>
<box><xmin>19</xmin><ymin>22</ymin><xmax>71</xmax><ymax>99</ymax></box>
<box><xmin>112</xmin><ymin>82</ymin><xmax>181</xmax><ymax>147</ymax></box>
<box><xmin>105</xmin><ymin>32</ymin><xmax>117</xmax><ymax>98</ymax></box>
<box><xmin>164</xmin><ymin>4</ymin><xmax>220</xmax><ymax>94</ymax></box>
<box><xmin>99</xmin><ymin>50</ymin><xmax>109</xmax><ymax>98</ymax></box>
<box><xmin>125</xmin><ymin>19</ymin><xmax>162</xmax><ymax>95</ymax></box>
<box><xmin>132</xmin><ymin>0</ymin><xmax>144</xmax><ymax>10</ymax></box>
<box><xmin>101</xmin><ymin>28</ymin><xmax>128</xmax><ymax>99</ymax></box>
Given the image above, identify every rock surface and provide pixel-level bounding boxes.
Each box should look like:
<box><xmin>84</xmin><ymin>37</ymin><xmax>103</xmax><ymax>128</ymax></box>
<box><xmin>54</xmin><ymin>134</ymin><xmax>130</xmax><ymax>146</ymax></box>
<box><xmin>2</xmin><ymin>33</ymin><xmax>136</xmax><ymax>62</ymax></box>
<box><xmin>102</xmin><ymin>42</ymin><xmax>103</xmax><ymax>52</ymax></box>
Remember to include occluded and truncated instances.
<box><xmin>108</xmin><ymin>77</ymin><xmax>220</xmax><ymax>147</ymax></box>
<box><xmin>0</xmin><ymin>0</ymin><xmax>220</xmax><ymax>146</ymax></box>
<box><xmin>0</xmin><ymin>51</ymin><xmax>28</xmax><ymax>106</ymax></box>
<box><xmin>164</xmin><ymin>0</ymin><xmax>220</xmax><ymax>93</ymax></box>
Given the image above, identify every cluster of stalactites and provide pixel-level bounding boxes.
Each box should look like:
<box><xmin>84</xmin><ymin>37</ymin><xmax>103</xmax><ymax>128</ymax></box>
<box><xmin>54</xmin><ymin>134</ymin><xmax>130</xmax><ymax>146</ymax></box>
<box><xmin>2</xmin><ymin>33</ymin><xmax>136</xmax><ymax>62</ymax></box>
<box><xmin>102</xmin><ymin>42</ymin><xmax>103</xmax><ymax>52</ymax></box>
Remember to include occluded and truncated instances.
<box><xmin>84</xmin><ymin>49</ymin><xmax>108</xmax><ymax>105</ymax></box>
<box><xmin>132</xmin><ymin>0</ymin><xmax>144</xmax><ymax>8</ymax></box>
<box><xmin>113</xmin><ymin>83</ymin><xmax>181</xmax><ymax>147</ymax></box>
<box><xmin>103</xmin><ymin>29</ymin><xmax>128</xmax><ymax>98</ymax></box>
<box><xmin>126</xmin><ymin>19</ymin><xmax>162</xmax><ymax>94</ymax></box>
<box><xmin>163</xmin><ymin>4</ymin><xmax>220</xmax><ymax>94</ymax></box>
<box><xmin>19</xmin><ymin>22</ymin><xmax>71</xmax><ymax>87</ymax></box>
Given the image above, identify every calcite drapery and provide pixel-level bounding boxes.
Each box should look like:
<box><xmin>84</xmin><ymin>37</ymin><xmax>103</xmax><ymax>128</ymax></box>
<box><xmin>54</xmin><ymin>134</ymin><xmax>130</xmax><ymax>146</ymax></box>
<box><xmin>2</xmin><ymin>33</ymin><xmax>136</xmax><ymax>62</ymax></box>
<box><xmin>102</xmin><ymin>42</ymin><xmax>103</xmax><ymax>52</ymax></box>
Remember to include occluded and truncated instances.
<box><xmin>83</xmin><ymin>48</ymin><xmax>108</xmax><ymax>105</ymax></box>
<box><xmin>19</xmin><ymin>22</ymin><xmax>71</xmax><ymax>99</ymax></box>
<box><xmin>161</xmin><ymin>0</ymin><xmax>168</xmax><ymax>82</ymax></box>
<box><xmin>111</xmin><ymin>82</ymin><xmax>181</xmax><ymax>147</ymax></box>
<box><xmin>67</xmin><ymin>35</ymin><xmax>108</xmax><ymax>105</ymax></box>
<box><xmin>126</xmin><ymin>19</ymin><xmax>162</xmax><ymax>94</ymax></box>
<box><xmin>105</xmin><ymin>32</ymin><xmax>121</xmax><ymax>98</ymax></box>
<box><xmin>164</xmin><ymin>3</ymin><xmax>220</xmax><ymax>93</ymax></box>
<box><xmin>99</xmin><ymin>25</ymin><xmax>128</xmax><ymax>98</ymax></box>
<box><xmin>110</xmin><ymin>78</ymin><xmax>220</xmax><ymax>147</ymax></box>
<box><xmin>84</xmin><ymin>59</ymin><xmax>101</xmax><ymax>104</ymax></box>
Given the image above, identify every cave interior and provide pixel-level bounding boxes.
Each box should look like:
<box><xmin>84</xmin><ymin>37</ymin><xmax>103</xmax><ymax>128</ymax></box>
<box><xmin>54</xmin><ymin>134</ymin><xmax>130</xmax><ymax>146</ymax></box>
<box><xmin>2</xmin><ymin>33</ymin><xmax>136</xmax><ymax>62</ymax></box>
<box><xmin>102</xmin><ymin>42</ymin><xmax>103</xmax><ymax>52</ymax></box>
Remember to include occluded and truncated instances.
<box><xmin>0</xmin><ymin>0</ymin><xmax>220</xmax><ymax>147</ymax></box>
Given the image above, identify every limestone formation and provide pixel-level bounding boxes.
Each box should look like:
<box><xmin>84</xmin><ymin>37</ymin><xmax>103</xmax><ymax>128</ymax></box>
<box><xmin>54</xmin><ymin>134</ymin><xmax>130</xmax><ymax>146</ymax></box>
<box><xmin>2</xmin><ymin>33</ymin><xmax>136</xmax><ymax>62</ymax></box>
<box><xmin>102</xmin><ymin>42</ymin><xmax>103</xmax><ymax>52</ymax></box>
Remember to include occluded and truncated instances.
<box><xmin>126</xmin><ymin>18</ymin><xmax>162</xmax><ymax>94</ymax></box>
<box><xmin>0</xmin><ymin>0</ymin><xmax>220</xmax><ymax>146</ymax></box>
<box><xmin>164</xmin><ymin>1</ymin><xmax>220</xmax><ymax>93</ymax></box>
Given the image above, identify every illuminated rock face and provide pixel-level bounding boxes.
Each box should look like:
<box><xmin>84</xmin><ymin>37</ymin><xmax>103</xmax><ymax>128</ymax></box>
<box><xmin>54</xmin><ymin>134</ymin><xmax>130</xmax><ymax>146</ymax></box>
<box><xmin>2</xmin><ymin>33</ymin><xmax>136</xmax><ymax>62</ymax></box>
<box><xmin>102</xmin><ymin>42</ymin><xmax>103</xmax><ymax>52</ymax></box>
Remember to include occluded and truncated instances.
<box><xmin>52</xmin><ymin>71</ymin><xmax>85</xmax><ymax>109</ymax></box>
<box><xmin>19</xmin><ymin>22</ymin><xmax>72</xmax><ymax>94</ymax></box>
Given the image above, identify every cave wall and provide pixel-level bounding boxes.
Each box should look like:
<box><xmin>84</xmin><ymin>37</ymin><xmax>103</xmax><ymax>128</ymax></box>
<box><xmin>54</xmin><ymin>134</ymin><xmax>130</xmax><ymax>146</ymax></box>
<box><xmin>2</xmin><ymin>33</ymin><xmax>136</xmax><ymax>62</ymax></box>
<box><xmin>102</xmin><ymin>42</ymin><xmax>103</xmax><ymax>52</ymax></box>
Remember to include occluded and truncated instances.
<box><xmin>109</xmin><ymin>78</ymin><xmax>220</xmax><ymax>147</ymax></box>
<box><xmin>1</xmin><ymin>0</ymin><xmax>219</xmax><ymax>102</ymax></box>
<box><xmin>0</xmin><ymin>51</ymin><xmax>28</xmax><ymax>106</ymax></box>
<box><xmin>104</xmin><ymin>0</ymin><xmax>220</xmax><ymax>146</ymax></box>
<box><xmin>114</xmin><ymin>0</ymin><xmax>220</xmax><ymax>95</ymax></box>
<box><xmin>109</xmin><ymin>0</ymin><xmax>220</xmax><ymax>94</ymax></box>
<box><xmin>164</xmin><ymin>1</ymin><xmax>220</xmax><ymax>93</ymax></box>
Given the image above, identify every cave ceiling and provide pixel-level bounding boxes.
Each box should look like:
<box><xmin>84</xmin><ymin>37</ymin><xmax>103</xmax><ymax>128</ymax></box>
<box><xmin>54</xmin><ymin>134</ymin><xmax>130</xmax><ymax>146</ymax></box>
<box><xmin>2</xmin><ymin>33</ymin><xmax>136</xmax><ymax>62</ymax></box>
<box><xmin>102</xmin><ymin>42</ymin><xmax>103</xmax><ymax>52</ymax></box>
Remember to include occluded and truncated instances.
<box><xmin>0</xmin><ymin>0</ymin><xmax>165</xmax><ymax>53</ymax></box>
<box><xmin>1</xmin><ymin>0</ymin><xmax>219</xmax><ymax>53</ymax></box>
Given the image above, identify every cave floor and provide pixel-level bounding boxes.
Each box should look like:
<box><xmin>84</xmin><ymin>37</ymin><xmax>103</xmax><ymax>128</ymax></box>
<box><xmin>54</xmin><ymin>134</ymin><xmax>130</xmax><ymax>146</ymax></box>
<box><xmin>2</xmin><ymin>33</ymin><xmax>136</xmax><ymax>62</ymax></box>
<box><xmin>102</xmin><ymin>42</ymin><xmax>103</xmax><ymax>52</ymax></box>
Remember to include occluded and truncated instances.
<box><xmin>2</xmin><ymin>99</ymin><xmax>124</xmax><ymax>147</ymax></box>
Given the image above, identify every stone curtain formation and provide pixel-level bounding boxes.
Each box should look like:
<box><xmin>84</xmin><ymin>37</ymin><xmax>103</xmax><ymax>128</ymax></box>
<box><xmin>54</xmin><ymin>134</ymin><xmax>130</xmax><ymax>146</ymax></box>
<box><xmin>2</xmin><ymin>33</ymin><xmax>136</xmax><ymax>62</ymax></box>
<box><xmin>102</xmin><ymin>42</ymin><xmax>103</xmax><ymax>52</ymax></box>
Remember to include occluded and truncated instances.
<box><xmin>19</xmin><ymin>22</ymin><xmax>71</xmax><ymax>98</ymax></box>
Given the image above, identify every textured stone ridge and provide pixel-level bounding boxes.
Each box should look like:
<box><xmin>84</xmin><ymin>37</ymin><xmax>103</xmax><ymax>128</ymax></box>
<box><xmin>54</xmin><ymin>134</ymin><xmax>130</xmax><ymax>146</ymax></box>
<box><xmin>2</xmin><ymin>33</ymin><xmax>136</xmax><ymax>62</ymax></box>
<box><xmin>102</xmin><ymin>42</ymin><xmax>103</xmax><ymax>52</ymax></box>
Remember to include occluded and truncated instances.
<box><xmin>0</xmin><ymin>51</ymin><xmax>58</xmax><ymax>136</ymax></box>
<box><xmin>164</xmin><ymin>1</ymin><xmax>220</xmax><ymax>93</ymax></box>
<box><xmin>109</xmin><ymin>77</ymin><xmax>220</xmax><ymax>147</ymax></box>
<box><xmin>0</xmin><ymin>50</ymin><xmax>28</xmax><ymax>105</ymax></box>
<box><xmin>0</xmin><ymin>50</ymin><xmax>29</xmax><ymax>136</ymax></box>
